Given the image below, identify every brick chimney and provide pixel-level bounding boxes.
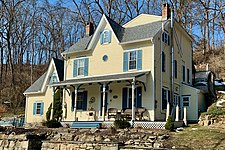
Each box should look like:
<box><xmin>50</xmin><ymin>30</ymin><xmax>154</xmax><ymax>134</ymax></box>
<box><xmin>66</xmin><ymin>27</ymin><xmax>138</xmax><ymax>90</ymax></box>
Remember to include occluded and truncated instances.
<box><xmin>162</xmin><ymin>3</ymin><xmax>171</xmax><ymax>20</ymax></box>
<box><xmin>85</xmin><ymin>22</ymin><xmax>94</xmax><ymax>36</ymax></box>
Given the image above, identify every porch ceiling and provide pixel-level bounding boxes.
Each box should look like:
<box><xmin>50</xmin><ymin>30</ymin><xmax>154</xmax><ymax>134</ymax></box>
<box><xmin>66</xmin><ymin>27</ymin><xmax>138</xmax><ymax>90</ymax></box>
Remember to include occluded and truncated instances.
<box><xmin>51</xmin><ymin>71</ymin><xmax>150</xmax><ymax>86</ymax></box>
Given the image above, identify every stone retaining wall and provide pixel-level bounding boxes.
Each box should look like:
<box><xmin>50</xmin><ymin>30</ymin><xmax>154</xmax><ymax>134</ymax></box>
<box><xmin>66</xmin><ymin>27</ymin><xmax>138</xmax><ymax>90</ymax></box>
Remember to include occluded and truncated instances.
<box><xmin>0</xmin><ymin>128</ymin><xmax>170</xmax><ymax>149</ymax></box>
<box><xmin>198</xmin><ymin>114</ymin><xmax>225</xmax><ymax>126</ymax></box>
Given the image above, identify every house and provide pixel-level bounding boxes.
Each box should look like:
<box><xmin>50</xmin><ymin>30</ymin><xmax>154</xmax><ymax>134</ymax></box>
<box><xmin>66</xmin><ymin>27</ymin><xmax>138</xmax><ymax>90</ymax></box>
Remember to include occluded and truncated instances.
<box><xmin>24</xmin><ymin>3</ymin><xmax>206</xmax><ymax>127</ymax></box>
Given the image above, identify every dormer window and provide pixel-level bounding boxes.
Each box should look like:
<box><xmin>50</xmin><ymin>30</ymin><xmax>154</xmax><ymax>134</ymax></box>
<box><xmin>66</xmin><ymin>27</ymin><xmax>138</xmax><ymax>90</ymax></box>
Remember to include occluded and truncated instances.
<box><xmin>50</xmin><ymin>72</ymin><xmax>58</xmax><ymax>84</ymax></box>
<box><xmin>162</xmin><ymin>31</ymin><xmax>170</xmax><ymax>45</ymax></box>
<box><xmin>100</xmin><ymin>30</ymin><xmax>111</xmax><ymax>44</ymax></box>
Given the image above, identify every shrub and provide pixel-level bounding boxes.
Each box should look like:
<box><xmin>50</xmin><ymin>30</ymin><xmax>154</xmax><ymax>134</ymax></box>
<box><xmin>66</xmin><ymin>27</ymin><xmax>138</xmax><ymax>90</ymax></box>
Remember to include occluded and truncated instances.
<box><xmin>114</xmin><ymin>120</ymin><xmax>131</xmax><ymax>129</ymax></box>
<box><xmin>45</xmin><ymin>119</ymin><xmax>62</xmax><ymax>128</ymax></box>
<box><xmin>206</xmin><ymin>103</ymin><xmax>225</xmax><ymax>116</ymax></box>
<box><xmin>165</xmin><ymin>116</ymin><xmax>174</xmax><ymax>131</ymax></box>
<box><xmin>110</xmin><ymin>126</ymin><xmax>117</xmax><ymax>135</ymax></box>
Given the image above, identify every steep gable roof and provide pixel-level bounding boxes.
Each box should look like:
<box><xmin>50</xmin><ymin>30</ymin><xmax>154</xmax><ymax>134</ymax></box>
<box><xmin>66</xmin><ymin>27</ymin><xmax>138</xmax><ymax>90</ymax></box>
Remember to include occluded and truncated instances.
<box><xmin>53</xmin><ymin>58</ymin><xmax>64</xmax><ymax>81</ymax></box>
<box><xmin>62</xmin><ymin>36</ymin><xmax>92</xmax><ymax>55</ymax></box>
<box><xmin>121</xmin><ymin>21</ymin><xmax>163</xmax><ymax>43</ymax></box>
<box><xmin>24</xmin><ymin>72</ymin><xmax>47</xmax><ymax>94</ymax></box>
<box><xmin>24</xmin><ymin>58</ymin><xmax>64</xmax><ymax>95</ymax></box>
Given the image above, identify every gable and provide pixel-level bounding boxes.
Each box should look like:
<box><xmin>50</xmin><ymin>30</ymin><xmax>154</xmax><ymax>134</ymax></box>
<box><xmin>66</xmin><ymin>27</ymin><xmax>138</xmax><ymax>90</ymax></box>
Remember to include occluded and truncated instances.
<box><xmin>24</xmin><ymin>58</ymin><xmax>64</xmax><ymax>95</ymax></box>
<box><xmin>123</xmin><ymin>14</ymin><xmax>162</xmax><ymax>28</ymax></box>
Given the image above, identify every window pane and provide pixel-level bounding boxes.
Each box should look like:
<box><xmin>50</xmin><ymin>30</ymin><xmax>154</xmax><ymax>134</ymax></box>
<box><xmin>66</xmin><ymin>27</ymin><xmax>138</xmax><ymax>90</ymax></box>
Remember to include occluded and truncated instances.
<box><xmin>77</xmin><ymin>59</ymin><xmax>84</xmax><ymax>76</ymax></box>
<box><xmin>129</xmin><ymin>51</ymin><xmax>137</xmax><ymax>70</ymax></box>
<box><xmin>103</xmin><ymin>31</ymin><xmax>109</xmax><ymax>43</ymax></box>
<box><xmin>36</xmin><ymin>103</ymin><xmax>41</xmax><ymax>114</ymax></box>
<box><xmin>77</xmin><ymin>93</ymin><xmax>83</xmax><ymax>109</ymax></box>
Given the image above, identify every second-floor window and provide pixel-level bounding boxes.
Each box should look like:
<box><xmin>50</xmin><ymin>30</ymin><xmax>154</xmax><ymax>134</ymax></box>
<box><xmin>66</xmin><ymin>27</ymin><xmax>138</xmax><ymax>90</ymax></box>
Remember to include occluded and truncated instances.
<box><xmin>162</xmin><ymin>31</ymin><xmax>170</xmax><ymax>45</ymax></box>
<box><xmin>182</xmin><ymin>65</ymin><xmax>186</xmax><ymax>82</ymax></box>
<box><xmin>174</xmin><ymin>60</ymin><xmax>177</xmax><ymax>78</ymax></box>
<box><xmin>162</xmin><ymin>52</ymin><xmax>166</xmax><ymax>72</ymax></box>
<box><xmin>187</xmin><ymin>68</ymin><xmax>190</xmax><ymax>83</ymax></box>
<box><xmin>100</xmin><ymin>30</ymin><xmax>111</xmax><ymax>44</ymax></box>
<box><xmin>123</xmin><ymin>50</ymin><xmax>142</xmax><ymax>72</ymax></box>
<box><xmin>77</xmin><ymin>59</ymin><xmax>85</xmax><ymax>76</ymax></box>
<box><xmin>73</xmin><ymin>58</ymin><xmax>89</xmax><ymax>77</ymax></box>
<box><xmin>129</xmin><ymin>51</ymin><xmax>137</xmax><ymax>70</ymax></box>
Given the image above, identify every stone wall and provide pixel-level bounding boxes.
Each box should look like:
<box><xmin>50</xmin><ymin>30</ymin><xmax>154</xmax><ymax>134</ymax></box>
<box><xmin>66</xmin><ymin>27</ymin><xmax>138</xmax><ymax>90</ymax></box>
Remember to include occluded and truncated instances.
<box><xmin>198</xmin><ymin>114</ymin><xmax>225</xmax><ymax>127</ymax></box>
<box><xmin>0</xmin><ymin>127</ymin><xmax>170</xmax><ymax>150</ymax></box>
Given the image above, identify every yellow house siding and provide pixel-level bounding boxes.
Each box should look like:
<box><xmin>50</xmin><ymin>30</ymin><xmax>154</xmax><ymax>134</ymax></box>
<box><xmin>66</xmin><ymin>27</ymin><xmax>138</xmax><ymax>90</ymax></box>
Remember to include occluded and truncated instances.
<box><xmin>26</xmin><ymin>86</ymin><xmax>53</xmax><ymax>123</ymax></box>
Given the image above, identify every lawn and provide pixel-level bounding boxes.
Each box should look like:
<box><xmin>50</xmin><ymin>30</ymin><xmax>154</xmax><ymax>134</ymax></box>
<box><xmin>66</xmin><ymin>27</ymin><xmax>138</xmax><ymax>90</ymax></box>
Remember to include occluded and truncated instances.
<box><xmin>164</xmin><ymin>125</ymin><xmax>225</xmax><ymax>149</ymax></box>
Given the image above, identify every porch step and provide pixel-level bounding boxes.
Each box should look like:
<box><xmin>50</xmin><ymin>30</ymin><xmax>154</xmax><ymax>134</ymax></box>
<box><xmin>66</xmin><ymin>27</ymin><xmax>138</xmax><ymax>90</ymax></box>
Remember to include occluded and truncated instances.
<box><xmin>70</xmin><ymin>122</ymin><xmax>101</xmax><ymax>128</ymax></box>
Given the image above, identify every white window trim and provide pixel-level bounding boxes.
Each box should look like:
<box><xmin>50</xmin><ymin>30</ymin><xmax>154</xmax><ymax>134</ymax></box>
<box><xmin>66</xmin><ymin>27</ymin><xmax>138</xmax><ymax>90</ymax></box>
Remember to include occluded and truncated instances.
<box><xmin>182</xmin><ymin>96</ymin><xmax>190</xmax><ymax>107</ymax></box>
<box><xmin>162</xmin><ymin>31</ymin><xmax>170</xmax><ymax>45</ymax></box>
<box><xmin>102</xmin><ymin>30</ymin><xmax>110</xmax><ymax>44</ymax></box>
<box><xmin>128</xmin><ymin>51</ymin><xmax>137</xmax><ymax>71</ymax></box>
<box><xmin>74</xmin><ymin>57</ymin><xmax>87</xmax><ymax>77</ymax></box>
<box><xmin>35</xmin><ymin>101</ymin><xmax>43</xmax><ymax>115</ymax></box>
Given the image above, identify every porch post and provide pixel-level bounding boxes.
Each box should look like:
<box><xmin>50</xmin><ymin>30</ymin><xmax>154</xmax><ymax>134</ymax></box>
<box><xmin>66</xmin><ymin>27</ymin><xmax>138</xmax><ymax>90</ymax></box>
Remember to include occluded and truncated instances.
<box><xmin>166</xmin><ymin>102</ymin><xmax>170</xmax><ymax>120</ymax></box>
<box><xmin>74</xmin><ymin>86</ymin><xmax>78</xmax><ymax>121</ymax></box>
<box><xmin>102</xmin><ymin>83</ymin><xmax>106</xmax><ymax>121</ymax></box>
<box><xmin>183</xmin><ymin>106</ymin><xmax>187</xmax><ymax>126</ymax></box>
<box><xmin>50</xmin><ymin>87</ymin><xmax>55</xmax><ymax>120</ymax></box>
<box><xmin>131</xmin><ymin>78</ymin><xmax>136</xmax><ymax>125</ymax></box>
<box><xmin>175</xmin><ymin>105</ymin><xmax>179</xmax><ymax>121</ymax></box>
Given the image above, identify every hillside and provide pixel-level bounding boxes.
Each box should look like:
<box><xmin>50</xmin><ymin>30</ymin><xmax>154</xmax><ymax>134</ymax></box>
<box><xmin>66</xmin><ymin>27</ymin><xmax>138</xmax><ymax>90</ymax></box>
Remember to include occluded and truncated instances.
<box><xmin>193</xmin><ymin>47</ymin><xmax>225</xmax><ymax>79</ymax></box>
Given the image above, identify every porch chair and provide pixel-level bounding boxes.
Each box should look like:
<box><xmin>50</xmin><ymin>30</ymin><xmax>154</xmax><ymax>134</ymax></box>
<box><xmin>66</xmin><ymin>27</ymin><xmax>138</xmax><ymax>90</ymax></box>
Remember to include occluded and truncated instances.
<box><xmin>107</xmin><ymin>108</ymin><xmax>118</xmax><ymax>120</ymax></box>
<box><xmin>122</xmin><ymin>108</ymin><xmax>133</xmax><ymax>120</ymax></box>
<box><xmin>136</xmin><ymin>107</ymin><xmax>147</xmax><ymax>120</ymax></box>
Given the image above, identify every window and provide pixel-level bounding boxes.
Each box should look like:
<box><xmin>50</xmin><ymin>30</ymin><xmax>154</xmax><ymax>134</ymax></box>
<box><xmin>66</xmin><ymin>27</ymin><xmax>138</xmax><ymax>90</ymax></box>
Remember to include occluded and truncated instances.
<box><xmin>50</xmin><ymin>72</ymin><xmax>58</xmax><ymax>84</ymax></box>
<box><xmin>100</xmin><ymin>30</ymin><xmax>111</xmax><ymax>44</ymax></box>
<box><xmin>174</xmin><ymin>60</ymin><xmax>177</xmax><ymax>78</ymax></box>
<box><xmin>182</xmin><ymin>65</ymin><xmax>185</xmax><ymax>82</ymax></box>
<box><xmin>162</xmin><ymin>88</ymin><xmax>170</xmax><ymax>110</ymax></box>
<box><xmin>187</xmin><ymin>68</ymin><xmax>190</xmax><ymax>83</ymax></box>
<box><xmin>33</xmin><ymin>102</ymin><xmax>44</xmax><ymax>115</ymax></box>
<box><xmin>162</xmin><ymin>31</ymin><xmax>170</xmax><ymax>45</ymax></box>
<box><xmin>183</xmin><ymin>96</ymin><xmax>190</xmax><ymax>107</ymax></box>
<box><xmin>129</xmin><ymin>51</ymin><xmax>137</xmax><ymax>70</ymax></box>
<box><xmin>162</xmin><ymin>52</ymin><xmax>166</xmax><ymax>72</ymax></box>
<box><xmin>123</xmin><ymin>50</ymin><xmax>142</xmax><ymax>72</ymax></box>
<box><xmin>77</xmin><ymin>59</ymin><xmax>85</xmax><ymax>76</ymax></box>
<box><xmin>73</xmin><ymin>58</ymin><xmax>89</xmax><ymax>77</ymax></box>
<box><xmin>174</xmin><ymin>94</ymin><xmax>180</xmax><ymax>106</ymax></box>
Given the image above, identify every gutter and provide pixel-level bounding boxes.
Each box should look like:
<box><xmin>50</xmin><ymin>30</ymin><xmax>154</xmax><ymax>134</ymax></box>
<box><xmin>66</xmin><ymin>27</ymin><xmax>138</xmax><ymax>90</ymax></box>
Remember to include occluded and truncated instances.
<box><xmin>120</xmin><ymin>38</ymin><xmax>153</xmax><ymax>45</ymax></box>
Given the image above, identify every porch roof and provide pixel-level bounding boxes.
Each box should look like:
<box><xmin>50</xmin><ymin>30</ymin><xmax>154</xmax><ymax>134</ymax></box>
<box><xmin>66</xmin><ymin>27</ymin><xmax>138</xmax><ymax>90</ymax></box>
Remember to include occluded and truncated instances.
<box><xmin>51</xmin><ymin>71</ymin><xmax>149</xmax><ymax>86</ymax></box>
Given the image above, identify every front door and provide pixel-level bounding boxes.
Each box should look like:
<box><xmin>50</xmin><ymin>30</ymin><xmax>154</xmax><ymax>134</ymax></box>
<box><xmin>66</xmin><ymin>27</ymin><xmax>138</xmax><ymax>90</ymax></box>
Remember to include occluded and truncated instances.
<box><xmin>122</xmin><ymin>86</ymin><xmax>142</xmax><ymax>109</ymax></box>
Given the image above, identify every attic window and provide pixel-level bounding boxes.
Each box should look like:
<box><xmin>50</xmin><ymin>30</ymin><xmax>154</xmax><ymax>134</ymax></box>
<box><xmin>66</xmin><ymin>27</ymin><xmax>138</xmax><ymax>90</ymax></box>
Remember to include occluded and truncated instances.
<box><xmin>50</xmin><ymin>72</ymin><xmax>58</xmax><ymax>84</ymax></box>
<box><xmin>100</xmin><ymin>30</ymin><xmax>111</xmax><ymax>44</ymax></box>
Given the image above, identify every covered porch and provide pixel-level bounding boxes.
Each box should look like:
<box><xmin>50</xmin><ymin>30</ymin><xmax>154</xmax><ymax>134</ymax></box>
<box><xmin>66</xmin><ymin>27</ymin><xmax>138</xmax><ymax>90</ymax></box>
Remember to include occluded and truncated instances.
<box><xmin>50</xmin><ymin>71</ymin><xmax>154</xmax><ymax>124</ymax></box>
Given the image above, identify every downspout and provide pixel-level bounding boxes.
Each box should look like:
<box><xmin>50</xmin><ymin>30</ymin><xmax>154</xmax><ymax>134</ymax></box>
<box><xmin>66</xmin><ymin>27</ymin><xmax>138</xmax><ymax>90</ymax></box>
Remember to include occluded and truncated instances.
<box><xmin>170</xmin><ymin>2</ymin><xmax>175</xmax><ymax>116</ymax></box>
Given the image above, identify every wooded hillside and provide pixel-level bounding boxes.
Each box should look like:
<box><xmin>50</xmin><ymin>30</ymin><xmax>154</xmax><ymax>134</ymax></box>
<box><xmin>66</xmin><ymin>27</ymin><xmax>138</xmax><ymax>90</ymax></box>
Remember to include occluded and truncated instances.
<box><xmin>0</xmin><ymin>0</ymin><xmax>225</xmax><ymax>112</ymax></box>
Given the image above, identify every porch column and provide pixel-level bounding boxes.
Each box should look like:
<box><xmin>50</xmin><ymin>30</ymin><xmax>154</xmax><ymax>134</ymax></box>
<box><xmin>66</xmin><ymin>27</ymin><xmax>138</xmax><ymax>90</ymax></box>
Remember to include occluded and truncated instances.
<box><xmin>175</xmin><ymin>105</ymin><xmax>179</xmax><ymax>121</ymax></box>
<box><xmin>131</xmin><ymin>79</ymin><xmax>136</xmax><ymax>124</ymax></box>
<box><xmin>102</xmin><ymin>83</ymin><xmax>106</xmax><ymax>121</ymax></box>
<box><xmin>166</xmin><ymin>102</ymin><xmax>170</xmax><ymax>120</ymax></box>
<box><xmin>183</xmin><ymin>106</ymin><xmax>187</xmax><ymax>126</ymax></box>
<box><xmin>50</xmin><ymin>87</ymin><xmax>55</xmax><ymax>120</ymax></box>
<box><xmin>74</xmin><ymin>86</ymin><xmax>78</xmax><ymax>121</ymax></box>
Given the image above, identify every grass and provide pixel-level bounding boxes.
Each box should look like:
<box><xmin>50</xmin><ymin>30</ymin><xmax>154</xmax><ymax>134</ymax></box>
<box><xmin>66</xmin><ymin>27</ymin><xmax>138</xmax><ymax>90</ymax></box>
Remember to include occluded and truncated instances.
<box><xmin>0</xmin><ymin>107</ymin><xmax>25</xmax><ymax>117</ymax></box>
<box><xmin>164</xmin><ymin>125</ymin><xmax>225</xmax><ymax>149</ymax></box>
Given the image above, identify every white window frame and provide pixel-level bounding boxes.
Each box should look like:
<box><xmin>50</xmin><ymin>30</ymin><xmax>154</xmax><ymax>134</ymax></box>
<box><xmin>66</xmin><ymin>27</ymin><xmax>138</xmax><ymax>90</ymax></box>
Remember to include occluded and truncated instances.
<box><xmin>50</xmin><ymin>72</ymin><xmax>58</xmax><ymax>84</ymax></box>
<box><xmin>162</xmin><ymin>31</ymin><xmax>170</xmax><ymax>45</ymax></box>
<box><xmin>102</xmin><ymin>30</ymin><xmax>110</xmax><ymax>44</ymax></box>
<box><xmin>77</xmin><ymin>58</ymin><xmax>85</xmax><ymax>77</ymax></box>
<box><xmin>36</xmin><ymin>102</ymin><xmax>42</xmax><ymax>115</ymax></box>
<box><xmin>182</xmin><ymin>96</ymin><xmax>190</xmax><ymax>107</ymax></box>
<box><xmin>128</xmin><ymin>50</ymin><xmax>137</xmax><ymax>71</ymax></box>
